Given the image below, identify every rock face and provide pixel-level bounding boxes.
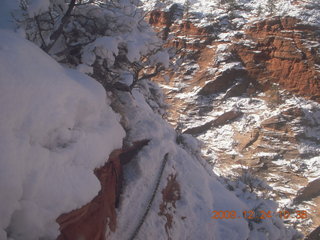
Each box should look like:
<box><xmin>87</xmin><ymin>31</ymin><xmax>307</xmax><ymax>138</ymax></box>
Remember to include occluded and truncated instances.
<box><xmin>233</xmin><ymin>17</ymin><xmax>320</xmax><ymax>101</ymax></box>
<box><xmin>57</xmin><ymin>140</ymin><xmax>149</xmax><ymax>240</ymax></box>
<box><xmin>198</xmin><ymin>69</ymin><xmax>248</xmax><ymax>96</ymax></box>
<box><xmin>149</xmin><ymin>6</ymin><xmax>213</xmax><ymax>49</ymax></box>
<box><xmin>294</xmin><ymin>178</ymin><xmax>320</xmax><ymax>204</ymax></box>
<box><xmin>148</xmin><ymin>11</ymin><xmax>320</xmax><ymax>102</ymax></box>
<box><xmin>183</xmin><ymin>110</ymin><xmax>243</xmax><ymax>135</ymax></box>
<box><xmin>158</xmin><ymin>174</ymin><xmax>181</xmax><ymax>239</ymax></box>
<box><xmin>57</xmin><ymin>150</ymin><xmax>122</xmax><ymax>240</ymax></box>
<box><xmin>305</xmin><ymin>226</ymin><xmax>320</xmax><ymax>240</ymax></box>
<box><xmin>147</xmin><ymin>8</ymin><xmax>320</xmax><ymax>236</ymax></box>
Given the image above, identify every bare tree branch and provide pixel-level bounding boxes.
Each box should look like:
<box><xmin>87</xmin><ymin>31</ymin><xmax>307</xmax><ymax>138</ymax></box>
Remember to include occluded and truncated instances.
<box><xmin>44</xmin><ymin>0</ymin><xmax>76</xmax><ymax>52</ymax></box>
<box><xmin>35</xmin><ymin>15</ymin><xmax>47</xmax><ymax>49</ymax></box>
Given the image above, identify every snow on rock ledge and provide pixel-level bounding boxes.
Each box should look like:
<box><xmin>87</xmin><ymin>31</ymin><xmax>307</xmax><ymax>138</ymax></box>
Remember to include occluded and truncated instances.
<box><xmin>0</xmin><ymin>30</ymin><xmax>125</xmax><ymax>240</ymax></box>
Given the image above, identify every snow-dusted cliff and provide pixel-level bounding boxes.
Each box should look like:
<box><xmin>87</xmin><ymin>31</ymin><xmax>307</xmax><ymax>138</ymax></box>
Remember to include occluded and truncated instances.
<box><xmin>142</xmin><ymin>0</ymin><xmax>320</xmax><ymax>238</ymax></box>
<box><xmin>1</xmin><ymin>0</ymin><xmax>319</xmax><ymax>239</ymax></box>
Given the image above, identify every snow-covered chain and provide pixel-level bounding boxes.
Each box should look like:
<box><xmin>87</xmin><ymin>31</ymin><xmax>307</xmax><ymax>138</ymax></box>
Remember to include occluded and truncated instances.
<box><xmin>128</xmin><ymin>153</ymin><xmax>169</xmax><ymax>240</ymax></box>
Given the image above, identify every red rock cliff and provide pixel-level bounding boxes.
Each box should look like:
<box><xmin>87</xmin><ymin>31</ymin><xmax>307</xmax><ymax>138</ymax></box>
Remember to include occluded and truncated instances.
<box><xmin>56</xmin><ymin>140</ymin><xmax>149</xmax><ymax>240</ymax></box>
<box><xmin>149</xmin><ymin>10</ymin><xmax>320</xmax><ymax>102</ymax></box>
<box><xmin>233</xmin><ymin>17</ymin><xmax>320</xmax><ymax>101</ymax></box>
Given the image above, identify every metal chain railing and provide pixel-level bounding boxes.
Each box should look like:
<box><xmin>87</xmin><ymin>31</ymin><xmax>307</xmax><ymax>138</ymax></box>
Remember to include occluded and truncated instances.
<box><xmin>128</xmin><ymin>153</ymin><xmax>169</xmax><ymax>240</ymax></box>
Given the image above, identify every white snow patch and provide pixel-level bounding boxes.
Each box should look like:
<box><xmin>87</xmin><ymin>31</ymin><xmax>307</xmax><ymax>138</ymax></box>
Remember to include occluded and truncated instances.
<box><xmin>0</xmin><ymin>30</ymin><xmax>125</xmax><ymax>240</ymax></box>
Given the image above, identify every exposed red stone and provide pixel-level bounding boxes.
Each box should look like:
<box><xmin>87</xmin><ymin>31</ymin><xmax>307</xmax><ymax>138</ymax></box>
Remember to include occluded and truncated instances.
<box><xmin>233</xmin><ymin>17</ymin><xmax>320</xmax><ymax>101</ymax></box>
<box><xmin>149</xmin><ymin>10</ymin><xmax>172</xmax><ymax>29</ymax></box>
<box><xmin>281</xmin><ymin>107</ymin><xmax>305</xmax><ymax>118</ymax></box>
<box><xmin>158</xmin><ymin>174</ymin><xmax>181</xmax><ymax>239</ymax></box>
<box><xmin>148</xmin><ymin>8</ymin><xmax>213</xmax><ymax>49</ymax></box>
<box><xmin>56</xmin><ymin>140</ymin><xmax>149</xmax><ymax>240</ymax></box>
<box><xmin>149</xmin><ymin>11</ymin><xmax>320</xmax><ymax>103</ymax></box>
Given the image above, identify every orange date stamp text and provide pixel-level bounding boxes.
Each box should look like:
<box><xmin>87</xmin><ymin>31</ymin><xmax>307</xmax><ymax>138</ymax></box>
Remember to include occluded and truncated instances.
<box><xmin>211</xmin><ymin>210</ymin><xmax>308</xmax><ymax>220</ymax></box>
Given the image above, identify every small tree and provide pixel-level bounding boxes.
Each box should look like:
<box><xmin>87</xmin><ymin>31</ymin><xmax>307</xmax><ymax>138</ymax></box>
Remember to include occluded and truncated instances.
<box><xmin>15</xmin><ymin>0</ymin><xmax>168</xmax><ymax>90</ymax></box>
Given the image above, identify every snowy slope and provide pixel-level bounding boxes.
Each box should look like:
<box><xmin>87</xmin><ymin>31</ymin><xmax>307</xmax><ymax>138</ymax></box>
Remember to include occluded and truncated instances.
<box><xmin>109</xmin><ymin>87</ymin><xmax>251</xmax><ymax>240</ymax></box>
<box><xmin>0</xmin><ymin>30</ymin><xmax>125</xmax><ymax>240</ymax></box>
<box><xmin>0</xmin><ymin>29</ymin><xmax>252</xmax><ymax>240</ymax></box>
<box><xmin>109</xmin><ymin>81</ymin><xmax>299</xmax><ymax>239</ymax></box>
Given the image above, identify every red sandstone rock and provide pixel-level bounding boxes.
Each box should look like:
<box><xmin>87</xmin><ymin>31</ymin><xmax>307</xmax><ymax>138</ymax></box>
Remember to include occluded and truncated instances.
<box><xmin>158</xmin><ymin>174</ymin><xmax>181</xmax><ymax>239</ymax></box>
<box><xmin>234</xmin><ymin>17</ymin><xmax>320</xmax><ymax>101</ymax></box>
<box><xmin>149</xmin><ymin>12</ymin><xmax>320</xmax><ymax>102</ymax></box>
<box><xmin>56</xmin><ymin>140</ymin><xmax>149</xmax><ymax>240</ymax></box>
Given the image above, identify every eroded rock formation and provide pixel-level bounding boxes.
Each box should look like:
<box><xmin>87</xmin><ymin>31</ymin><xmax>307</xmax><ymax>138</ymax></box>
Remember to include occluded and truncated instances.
<box><xmin>57</xmin><ymin>140</ymin><xmax>149</xmax><ymax>240</ymax></box>
<box><xmin>147</xmin><ymin>8</ymin><xmax>320</xmax><ymax>237</ymax></box>
<box><xmin>233</xmin><ymin>17</ymin><xmax>320</xmax><ymax>101</ymax></box>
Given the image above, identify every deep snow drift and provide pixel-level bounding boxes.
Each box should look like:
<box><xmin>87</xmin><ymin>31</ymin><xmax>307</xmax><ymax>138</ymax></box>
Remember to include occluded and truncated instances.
<box><xmin>0</xmin><ymin>30</ymin><xmax>125</xmax><ymax>240</ymax></box>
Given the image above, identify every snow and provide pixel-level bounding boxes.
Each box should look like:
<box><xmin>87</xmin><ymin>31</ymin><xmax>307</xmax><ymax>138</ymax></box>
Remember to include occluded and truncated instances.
<box><xmin>149</xmin><ymin>50</ymin><xmax>170</xmax><ymax>68</ymax></box>
<box><xmin>0</xmin><ymin>0</ymin><xmax>19</xmax><ymax>29</ymax></box>
<box><xmin>119</xmin><ymin>71</ymin><xmax>134</xmax><ymax>86</ymax></box>
<box><xmin>77</xmin><ymin>64</ymin><xmax>94</xmax><ymax>74</ymax></box>
<box><xmin>82</xmin><ymin>36</ymin><xmax>120</xmax><ymax>66</ymax></box>
<box><xmin>216</xmin><ymin>43</ymin><xmax>230</xmax><ymax>52</ymax></box>
<box><xmin>124</xmin><ymin>29</ymin><xmax>161</xmax><ymax>63</ymax></box>
<box><xmin>1</xmin><ymin>0</ymin><xmax>318</xmax><ymax>238</ymax></box>
<box><xmin>109</xmin><ymin>89</ymin><xmax>251</xmax><ymax>240</ymax></box>
<box><xmin>27</xmin><ymin>0</ymin><xmax>50</xmax><ymax>17</ymax></box>
<box><xmin>218</xmin><ymin>62</ymin><xmax>243</xmax><ymax>72</ymax></box>
<box><xmin>137</xmin><ymin>0</ymin><xmax>320</xmax><ymax>236</ymax></box>
<box><xmin>80</xmin><ymin>25</ymin><xmax>162</xmax><ymax>68</ymax></box>
<box><xmin>0</xmin><ymin>30</ymin><xmax>125</xmax><ymax>240</ymax></box>
<box><xmin>140</xmin><ymin>0</ymin><xmax>320</xmax><ymax>27</ymax></box>
<box><xmin>302</xmin><ymin>156</ymin><xmax>320</xmax><ymax>181</ymax></box>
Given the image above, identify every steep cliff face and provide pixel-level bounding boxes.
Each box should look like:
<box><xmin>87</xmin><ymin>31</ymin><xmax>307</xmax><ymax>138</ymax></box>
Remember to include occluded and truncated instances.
<box><xmin>233</xmin><ymin>17</ymin><xmax>320</xmax><ymax>101</ymax></box>
<box><xmin>145</xmin><ymin>2</ymin><xmax>320</xmax><ymax>236</ymax></box>
<box><xmin>2</xmin><ymin>0</ymin><xmax>320</xmax><ymax>239</ymax></box>
<box><xmin>3</xmin><ymin>2</ymin><xmax>299</xmax><ymax>239</ymax></box>
<box><xmin>148</xmin><ymin>12</ymin><xmax>320</xmax><ymax>102</ymax></box>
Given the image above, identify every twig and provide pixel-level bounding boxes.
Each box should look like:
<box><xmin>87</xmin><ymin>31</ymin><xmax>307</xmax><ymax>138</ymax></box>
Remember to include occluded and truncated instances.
<box><xmin>45</xmin><ymin>0</ymin><xmax>76</xmax><ymax>52</ymax></box>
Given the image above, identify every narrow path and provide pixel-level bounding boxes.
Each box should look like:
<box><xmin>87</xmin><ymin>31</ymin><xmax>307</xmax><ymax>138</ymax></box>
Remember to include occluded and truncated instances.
<box><xmin>128</xmin><ymin>153</ymin><xmax>169</xmax><ymax>240</ymax></box>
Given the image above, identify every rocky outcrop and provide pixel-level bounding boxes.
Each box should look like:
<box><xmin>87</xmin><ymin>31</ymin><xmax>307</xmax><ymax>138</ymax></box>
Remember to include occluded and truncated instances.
<box><xmin>183</xmin><ymin>110</ymin><xmax>243</xmax><ymax>135</ymax></box>
<box><xmin>198</xmin><ymin>68</ymin><xmax>248</xmax><ymax>96</ymax></box>
<box><xmin>148</xmin><ymin>7</ymin><xmax>213</xmax><ymax>49</ymax></box>
<box><xmin>233</xmin><ymin>17</ymin><xmax>320</xmax><ymax>101</ymax></box>
<box><xmin>147</xmin><ymin>7</ymin><xmax>320</xmax><ymax>236</ymax></box>
<box><xmin>57</xmin><ymin>140</ymin><xmax>149</xmax><ymax>240</ymax></box>
<box><xmin>261</xmin><ymin>115</ymin><xmax>290</xmax><ymax>131</ymax></box>
<box><xmin>305</xmin><ymin>226</ymin><xmax>320</xmax><ymax>240</ymax></box>
<box><xmin>294</xmin><ymin>178</ymin><xmax>320</xmax><ymax>204</ymax></box>
<box><xmin>150</xmin><ymin>13</ymin><xmax>320</xmax><ymax>102</ymax></box>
